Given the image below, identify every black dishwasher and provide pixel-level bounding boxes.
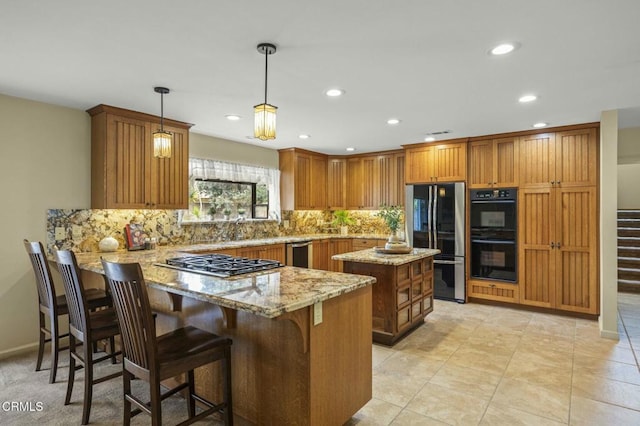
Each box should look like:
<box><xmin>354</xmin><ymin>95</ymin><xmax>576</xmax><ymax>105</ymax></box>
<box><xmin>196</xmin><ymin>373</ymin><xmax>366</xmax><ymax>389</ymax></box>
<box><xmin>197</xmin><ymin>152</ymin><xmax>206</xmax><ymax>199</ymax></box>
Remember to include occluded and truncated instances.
<box><xmin>285</xmin><ymin>241</ymin><xmax>313</xmax><ymax>268</ymax></box>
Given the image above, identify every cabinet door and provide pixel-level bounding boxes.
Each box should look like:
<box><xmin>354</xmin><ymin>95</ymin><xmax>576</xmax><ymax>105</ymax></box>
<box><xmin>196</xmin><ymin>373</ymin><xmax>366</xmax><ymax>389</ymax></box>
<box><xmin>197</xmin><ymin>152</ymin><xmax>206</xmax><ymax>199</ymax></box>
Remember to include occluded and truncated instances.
<box><xmin>405</xmin><ymin>146</ymin><xmax>434</xmax><ymax>184</ymax></box>
<box><xmin>468</xmin><ymin>140</ymin><xmax>494</xmax><ymax>188</ymax></box>
<box><xmin>519</xmin><ymin>187</ymin><xmax>556</xmax><ymax>308</ymax></box>
<box><xmin>554</xmin><ymin>186</ymin><xmax>598</xmax><ymax>313</ymax></box>
<box><xmin>261</xmin><ymin>244</ymin><xmax>286</xmax><ymax>263</ymax></box>
<box><xmin>329</xmin><ymin>239</ymin><xmax>353</xmax><ymax>272</ymax></box>
<box><xmin>394</xmin><ymin>153</ymin><xmax>405</xmax><ymax>206</ymax></box>
<box><xmin>294</xmin><ymin>154</ymin><xmax>312</xmax><ymax>209</ymax></box>
<box><xmin>327</xmin><ymin>158</ymin><xmax>346</xmax><ymax>210</ymax></box>
<box><xmin>433</xmin><ymin>143</ymin><xmax>467</xmax><ymax>182</ymax></box>
<box><xmin>494</xmin><ymin>137</ymin><xmax>518</xmax><ymax>187</ymax></box>
<box><xmin>362</xmin><ymin>156</ymin><xmax>378</xmax><ymax>209</ymax></box>
<box><xmin>310</xmin><ymin>155</ymin><xmax>328</xmax><ymax>209</ymax></box>
<box><xmin>151</xmin><ymin>125</ymin><xmax>189</xmax><ymax>209</ymax></box>
<box><xmin>519</xmin><ymin>133</ymin><xmax>556</xmax><ymax>188</ymax></box>
<box><xmin>555</xmin><ymin>128</ymin><xmax>598</xmax><ymax>187</ymax></box>
<box><xmin>105</xmin><ymin>114</ymin><xmax>151</xmax><ymax>208</ymax></box>
<box><xmin>346</xmin><ymin>158</ymin><xmax>363</xmax><ymax>209</ymax></box>
<box><xmin>313</xmin><ymin>239</ymin><xmax>330</xmax><ymax>270</ymax></box>
<box><xmin>376</xmin><ymin>154</ymin><xmax>395</xmax><ymax>207</ymax></box>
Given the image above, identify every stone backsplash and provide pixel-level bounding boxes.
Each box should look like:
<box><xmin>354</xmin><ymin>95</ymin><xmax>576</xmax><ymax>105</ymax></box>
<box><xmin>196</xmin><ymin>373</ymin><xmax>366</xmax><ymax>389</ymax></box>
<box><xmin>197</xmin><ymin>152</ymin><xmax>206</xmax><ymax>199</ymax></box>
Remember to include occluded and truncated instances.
<box><xmin>46</xmin><ymin>208</ymin><xmax>396</xmax><ymax>253</ymax></box>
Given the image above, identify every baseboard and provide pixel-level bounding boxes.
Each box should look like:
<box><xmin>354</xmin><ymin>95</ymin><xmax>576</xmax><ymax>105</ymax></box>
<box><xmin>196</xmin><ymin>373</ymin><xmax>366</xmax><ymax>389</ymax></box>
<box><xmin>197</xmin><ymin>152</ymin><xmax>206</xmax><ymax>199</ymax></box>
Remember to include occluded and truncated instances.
<box><xmin>600</xmin><ymin>329</ymin><xmax>620</xmax><ymax>340</ymax></box>
<box><xmin>0</xmin><ymin>342</ymin><xmax>38</xmax><ymax>360</ymax></box>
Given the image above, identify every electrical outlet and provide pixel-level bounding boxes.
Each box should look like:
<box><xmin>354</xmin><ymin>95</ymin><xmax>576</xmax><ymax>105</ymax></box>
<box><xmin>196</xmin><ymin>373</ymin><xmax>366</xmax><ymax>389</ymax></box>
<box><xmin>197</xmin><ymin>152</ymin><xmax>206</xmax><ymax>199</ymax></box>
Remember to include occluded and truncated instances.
<box><xmin>55</xmin><ymin>227</ymin><xmax>66</xmax><ymax>240</ymax></box>
<box><xmin>283</xmin><ymin>220</ymin><xmax>290</xmax><ymax>229</ymax></box>
<box><xmin>356</xmin><ymin>219</ymin><xmax>362</xmax><ymax>226</ymax></box>
<box><xmin>163</xmin><ymin>223</ymin><xmax>171</xmax><ymax>235</ymax></box>
<box><xmin>313</xmin><ymin>301</ymin><xmax>323</xmax><ymax>325</ymax></box>
<box><xmin>316</xmin><ymin>219</ymin><xmax>323</xmax><ymax>226</ymax></box>
<box><xmin>72</xmin><ymin>225</ymin><xmax>83</xmax><ymax>240</ymax></box>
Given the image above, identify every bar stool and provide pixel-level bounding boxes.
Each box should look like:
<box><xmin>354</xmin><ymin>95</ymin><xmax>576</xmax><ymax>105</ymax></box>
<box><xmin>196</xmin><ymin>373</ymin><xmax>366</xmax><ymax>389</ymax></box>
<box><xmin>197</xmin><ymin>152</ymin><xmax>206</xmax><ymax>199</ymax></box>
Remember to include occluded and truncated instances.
<box><xmin>55</xmin><ymin>250</ymin><xmax>122</xmax><ymax>425</ymax></box>
<box><xmin>101</xmin><ymin>259</ymin><xmax>233</xmax><ymax>426</ymax></box>
<box><xmin>23</xmin><ymin>240</ymin><xmax>112</xmax><ymax>384</ymax></box>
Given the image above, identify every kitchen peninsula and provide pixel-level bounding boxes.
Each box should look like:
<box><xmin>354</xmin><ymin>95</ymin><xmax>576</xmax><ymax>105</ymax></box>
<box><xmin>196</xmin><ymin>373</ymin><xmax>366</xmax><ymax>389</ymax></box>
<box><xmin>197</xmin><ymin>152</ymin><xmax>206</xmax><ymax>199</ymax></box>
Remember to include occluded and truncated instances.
<box><xmin>73</xmin><ymin>247</ymin><xmax>375</xmax><ymax>425</ymax></box>
<box><xmin>332</xmin><ymin>247</ymin><xmax>439</xmax><ymax>345</ymax></box>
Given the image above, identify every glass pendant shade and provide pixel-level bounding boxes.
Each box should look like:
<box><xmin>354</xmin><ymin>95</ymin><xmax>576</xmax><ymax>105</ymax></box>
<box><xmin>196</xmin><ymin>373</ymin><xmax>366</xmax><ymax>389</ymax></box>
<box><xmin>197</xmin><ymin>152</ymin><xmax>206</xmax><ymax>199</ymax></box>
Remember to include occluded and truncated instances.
<box><xmin>153</xmin><ymin>130</ymin><xmax>172</xmax><ymax>158</ymax></box>
<box><xmin>254</xmin><ymin>103</ymin><xmax>277</xmax><ymax>141</ymax></box>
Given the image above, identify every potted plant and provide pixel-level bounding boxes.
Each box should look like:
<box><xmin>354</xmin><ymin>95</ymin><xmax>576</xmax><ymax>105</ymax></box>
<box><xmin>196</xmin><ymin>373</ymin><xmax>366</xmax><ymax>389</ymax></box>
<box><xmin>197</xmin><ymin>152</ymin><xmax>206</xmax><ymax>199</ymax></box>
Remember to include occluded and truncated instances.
<box><xmin>237</xmin><ymin>207</ymin><xmax>246</xmax><ymax>218</ymax></box>
<box><xmin>376</xmin><ymin>205</ymin><xmax>407</xmax><ymax>249</ymax></box>
<box><xmin>223</xmin><ymin>207</ymin><xmax>232</xmax><ymax>220</ymax></box>
<box><xmin>332</xmin><ymin>210</ymin><xmax>354</xmax><ymax>235</ymax></box>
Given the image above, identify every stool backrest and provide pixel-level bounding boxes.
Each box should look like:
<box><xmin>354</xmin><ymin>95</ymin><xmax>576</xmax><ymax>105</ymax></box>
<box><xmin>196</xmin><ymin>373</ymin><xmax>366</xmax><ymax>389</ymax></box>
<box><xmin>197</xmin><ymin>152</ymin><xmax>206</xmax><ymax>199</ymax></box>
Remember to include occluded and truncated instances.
<box><xmin>55</xmin><ymin>250</ymin><xmax>90</xmax><ymax>339</ymax></box>
<box><xmin>23</xmin><ymin>240</ymin><xmax>57</xmax><ymax>311</ymax></box>
<box><xmin>101</xmin><ymin>260</ymin><xmax>157</xmax><ymax>371</ymax></box>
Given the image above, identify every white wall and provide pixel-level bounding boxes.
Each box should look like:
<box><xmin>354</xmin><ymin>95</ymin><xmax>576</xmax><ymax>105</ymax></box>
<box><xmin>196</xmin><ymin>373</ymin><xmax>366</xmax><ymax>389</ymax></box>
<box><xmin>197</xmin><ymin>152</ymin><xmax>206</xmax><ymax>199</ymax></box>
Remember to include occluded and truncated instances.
<box><xmin>0</xmin><ymin>93</ymin><xmax>279</xmax><ymax>356</ymax></box>
<box><xmin>617</xmin><ymin>127</ymin><xmax>640</xmax><ymax>209</ymax></box>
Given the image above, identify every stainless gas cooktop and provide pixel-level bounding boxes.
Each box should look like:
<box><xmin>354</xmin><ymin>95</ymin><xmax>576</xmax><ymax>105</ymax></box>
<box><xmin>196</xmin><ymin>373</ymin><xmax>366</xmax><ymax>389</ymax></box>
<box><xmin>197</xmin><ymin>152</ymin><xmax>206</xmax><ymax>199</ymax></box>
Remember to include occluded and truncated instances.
<box><xmin>156</xmin><ymin>254</ymin><xmax>283</xmax><ymax>278</ymax></box>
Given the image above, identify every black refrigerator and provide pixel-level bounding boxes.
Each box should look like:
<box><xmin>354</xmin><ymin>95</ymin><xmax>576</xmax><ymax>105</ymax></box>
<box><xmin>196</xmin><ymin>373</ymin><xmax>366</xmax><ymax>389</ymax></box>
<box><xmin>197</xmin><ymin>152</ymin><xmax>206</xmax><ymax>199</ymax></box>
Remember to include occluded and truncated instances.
<box><xmin>405</xmin><ymin>183</ymin><xmax>465</xmax><ymax>302</ymax></box>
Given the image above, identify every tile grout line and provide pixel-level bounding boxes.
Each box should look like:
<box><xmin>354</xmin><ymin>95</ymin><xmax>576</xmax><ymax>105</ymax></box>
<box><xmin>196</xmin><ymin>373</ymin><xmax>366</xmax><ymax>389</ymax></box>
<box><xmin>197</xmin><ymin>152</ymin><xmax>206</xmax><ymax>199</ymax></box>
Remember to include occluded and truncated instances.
<box><xmin>617</xmin><ymin>299</ymin><xmax>640</xmax><ymax>373</ymax></box>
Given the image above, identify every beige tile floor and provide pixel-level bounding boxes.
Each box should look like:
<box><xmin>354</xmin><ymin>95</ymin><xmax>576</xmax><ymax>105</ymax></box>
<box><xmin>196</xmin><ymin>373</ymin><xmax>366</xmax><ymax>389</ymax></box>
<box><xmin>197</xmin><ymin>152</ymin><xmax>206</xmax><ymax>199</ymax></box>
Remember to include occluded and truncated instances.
<box><xmin>348</xmin><ymin>293</ymin><xmax>640</xmax><ymax>426</ymax></box>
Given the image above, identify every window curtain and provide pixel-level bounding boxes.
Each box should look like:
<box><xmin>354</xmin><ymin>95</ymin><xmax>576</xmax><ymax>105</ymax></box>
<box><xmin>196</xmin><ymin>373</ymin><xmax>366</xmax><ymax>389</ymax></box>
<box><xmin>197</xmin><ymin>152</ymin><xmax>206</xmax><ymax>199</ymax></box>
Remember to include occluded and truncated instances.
<box><xmin>189</xmin><ymin>158</ymin><xmax>281</xmax><ymax>221</ymax></box>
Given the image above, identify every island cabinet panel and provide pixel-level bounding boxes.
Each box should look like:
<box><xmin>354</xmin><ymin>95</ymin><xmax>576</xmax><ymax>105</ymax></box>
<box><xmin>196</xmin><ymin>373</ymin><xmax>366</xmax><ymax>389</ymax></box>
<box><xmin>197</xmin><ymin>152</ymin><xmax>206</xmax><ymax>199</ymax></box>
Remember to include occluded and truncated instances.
<box><xmin>237</xmin><ymin>244</ymin><xmax>285</xmax><ymax>264</ymax></box>
<box><xmin>279</xmin><ymin>148</ymin><xmax>328</xmax><ymax>210</ymax></box>
<box><xmin>468</xmin><ymin>137</ymin><xmax>518</xmax><ymax>188</ymax></box>
<box><xmin>344</xmin><ymin>256</ymin><xmax>434</xmax><ymax>345</ymax></box>
<box><xmin>88</xmin><ymin>104</ymin><xmax>191</xmax><ymax>209</ymax></box>
<box><xmin>312</xmin><ymin>239</ymin><xmax>330</xmax><ymax>270</ymax></box>
<box><xmin>404</xmin><ymin>140</ymin><xmax>467</xmax><ymax>184</ymax></box>
<box><xmin>327</xmin><ymin>157</ymin><xmax>347</xmax><ymax>210</ymax></box>
<box><xmin>329</xmin><ymin>239</ymin><xmax>353</xmax><ymax>272</ymax></box>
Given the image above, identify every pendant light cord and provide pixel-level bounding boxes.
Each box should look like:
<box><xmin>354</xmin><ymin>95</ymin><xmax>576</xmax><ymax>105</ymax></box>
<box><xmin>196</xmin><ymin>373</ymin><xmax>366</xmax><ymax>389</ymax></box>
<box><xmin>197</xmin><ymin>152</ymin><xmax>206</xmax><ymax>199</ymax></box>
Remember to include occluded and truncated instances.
<box><xmin>160</xmin><ymin>92</ymin><xmax>165</xmax><ymax>131</ymax></box>
<box><xmin>264</xmin><ymin>49</ymin><xmax>269</xmax><ymax>105</ymax></box>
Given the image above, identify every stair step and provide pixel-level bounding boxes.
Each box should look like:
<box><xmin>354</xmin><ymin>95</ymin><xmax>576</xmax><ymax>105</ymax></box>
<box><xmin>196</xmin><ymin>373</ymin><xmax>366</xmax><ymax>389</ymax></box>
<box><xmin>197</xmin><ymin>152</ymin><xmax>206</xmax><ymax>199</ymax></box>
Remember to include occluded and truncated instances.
<box><xmin>618</xmin><ymin>268</ymin><xmax>640</xmax><ymax>280</ymax></box>
<box><xmin>618</xmin><ymin>228</ymin><xmax>640</xmax><ymax>237</ymax></box>
<box><xmin>619</xmin><ymin>247</ymin><xmax>640</xmax><ymax>257</ymax></box>
<box><xmin>618</xmin><ymin>280</ymin><xmax>640</xmax><ymax>293</ymax></box>
<box><xmin>618</xmin><ymin>237</ymin><xmax>640</xmax><ymax>248</ymax></box>
<box><xmin>618</xmin><ymin>210</ymin><xmax>640</xmax><ymax>219</ymax></box>
<box><xmin>618</xmin><ymin>219</ymin><xmax>640</xmax><ymax>228</ymax></box>
<box><xmin>618</xmin><ymin>257</ymin><xmax>640</xmax><ymax>268</ymax></box>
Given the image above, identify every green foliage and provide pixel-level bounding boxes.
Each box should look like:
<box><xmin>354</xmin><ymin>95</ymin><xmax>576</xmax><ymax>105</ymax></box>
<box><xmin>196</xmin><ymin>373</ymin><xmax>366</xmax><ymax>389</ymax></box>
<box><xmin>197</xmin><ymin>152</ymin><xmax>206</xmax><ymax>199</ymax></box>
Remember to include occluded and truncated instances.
<box><xmin>376</xmin><ymin>205</ymin><xmax>403</xmax><ymax>232</ymax></box>
<box><xmin>332</xmin><ymin>210</ymin><xmax>354</xmax><ymax>226</ymax></box>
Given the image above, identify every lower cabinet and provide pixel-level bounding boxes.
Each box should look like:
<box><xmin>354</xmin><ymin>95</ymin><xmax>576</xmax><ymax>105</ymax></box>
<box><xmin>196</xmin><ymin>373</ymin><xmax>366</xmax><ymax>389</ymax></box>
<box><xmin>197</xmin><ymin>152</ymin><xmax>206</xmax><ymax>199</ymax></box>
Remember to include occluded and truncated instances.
<box><xmin>312</xmin><ymin>239</ymin><xmax>330</xmax><ymax>271</ymax></box>
<box><xmin>329</xmin><ymin>239</ymin><xmax>353</xmax><ymax>272</ymax></box>
<box><xmin>352</xmin><ymin>238</ymin><xmax>386</xmax><ymax>251</ymax></box>
<box><xmin>467</xmin><ymin>279</ymin><xmax>519</xmax><ymax>304</ymax></box>
<box><xmin>237</xmin><ymin>244</ymin><xmax>286</xmax><ymax>264</ymax></box>
<box><xmin>344</xmin><ymin>256</ymin><xmax>434</xmax><ymax>345</ymax></box>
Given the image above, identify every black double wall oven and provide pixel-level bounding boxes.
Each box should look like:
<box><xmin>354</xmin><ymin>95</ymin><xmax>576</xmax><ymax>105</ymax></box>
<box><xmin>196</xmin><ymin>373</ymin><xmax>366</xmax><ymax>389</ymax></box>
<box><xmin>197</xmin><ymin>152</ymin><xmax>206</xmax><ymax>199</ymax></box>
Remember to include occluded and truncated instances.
<box><xmin>470</xmin><ymin>188</ymin><xmax>517</xmax><ymax>283</ymax></box>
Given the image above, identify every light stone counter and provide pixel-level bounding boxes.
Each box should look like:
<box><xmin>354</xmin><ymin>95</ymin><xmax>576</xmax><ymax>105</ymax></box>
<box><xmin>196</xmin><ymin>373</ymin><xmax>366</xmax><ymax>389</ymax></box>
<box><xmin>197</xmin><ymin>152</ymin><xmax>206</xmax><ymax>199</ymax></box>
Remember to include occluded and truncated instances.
<box><xmin>332</xmin><ymin>247</ymin><xmax>440</xmax><ymax>265</ymax></box>
<box><xmin>74</xmin><ymin>248</ymin><xmax>375</xmax><ymax>319</ymax></box>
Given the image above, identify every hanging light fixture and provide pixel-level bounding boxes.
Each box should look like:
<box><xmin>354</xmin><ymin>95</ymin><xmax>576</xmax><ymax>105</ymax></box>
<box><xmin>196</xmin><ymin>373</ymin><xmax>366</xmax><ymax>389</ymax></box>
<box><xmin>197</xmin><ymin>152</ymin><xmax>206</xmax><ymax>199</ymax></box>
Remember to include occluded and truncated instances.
<box><xmin>254</xmin><ymin>43</ymin><xmax>277</xmax><ymax>141</ymax></box>
<box><xmin>153</xmin><ymin>86</ymin><xmax>172</xmax><ymax>158</ymax></box>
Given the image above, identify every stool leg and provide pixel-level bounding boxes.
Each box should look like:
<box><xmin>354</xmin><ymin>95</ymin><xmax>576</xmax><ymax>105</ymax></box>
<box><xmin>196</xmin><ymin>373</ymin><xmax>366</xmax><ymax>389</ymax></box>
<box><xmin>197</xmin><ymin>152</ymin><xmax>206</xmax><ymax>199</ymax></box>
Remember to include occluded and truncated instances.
<box><xmin>65</xmin><ymin>336</ymin><xmax>76</xmax><ymax>405</ymax></box>
<box><xmin>187</xmin><ymin>369</ymin><xmax>196</xmax><ymax>418</ymax></box>
<box><xmin>36</xmin><ymin>312</ymin><xmax>45</xmax><ymax>372</ymax></box>
<box><xmin>123</xmin><ymin>370</ymin><xmax>133</xmax><ymax>426</ymax></box>
<box><xmin>81</xmin><ymin>345</ymin><xmax>93</xmax><ymax>425</ymax></box>
<box><xmin>151</xmin><ymin>378</ymin><xmax>162</xmax><ymax>426</ymax></box>
<box><xmin>50</xmin><ymin>314</ymin><xmax>60</xmax><ymax>384</ymax></box>
<box><xmin>223</xmin><ymin>346</ymin><xmax>233</xmax><ymax>426</ymax></box>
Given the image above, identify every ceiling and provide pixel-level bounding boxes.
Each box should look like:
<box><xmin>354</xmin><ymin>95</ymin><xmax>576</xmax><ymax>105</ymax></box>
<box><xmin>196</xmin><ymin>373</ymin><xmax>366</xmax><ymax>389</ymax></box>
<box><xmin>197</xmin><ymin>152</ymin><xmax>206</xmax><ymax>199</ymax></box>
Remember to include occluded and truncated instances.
<box><xmin>2</xmin><ymin>0</ymin><xmax>640</xmax><ymax>155</ymax></box>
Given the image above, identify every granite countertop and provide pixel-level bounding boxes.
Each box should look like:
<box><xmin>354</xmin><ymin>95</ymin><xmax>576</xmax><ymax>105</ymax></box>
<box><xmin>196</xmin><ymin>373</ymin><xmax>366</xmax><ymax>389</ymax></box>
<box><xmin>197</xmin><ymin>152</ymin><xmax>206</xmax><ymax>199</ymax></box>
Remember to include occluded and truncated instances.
<box><xmin>331</xmin><ymin>247</ymin><xmax>441</xmax><ymax>265</ymax></box>
<box><xmin>73</xmin><ymin>249</ymin><xmax>376</xmax><ymax>319</ymax></box>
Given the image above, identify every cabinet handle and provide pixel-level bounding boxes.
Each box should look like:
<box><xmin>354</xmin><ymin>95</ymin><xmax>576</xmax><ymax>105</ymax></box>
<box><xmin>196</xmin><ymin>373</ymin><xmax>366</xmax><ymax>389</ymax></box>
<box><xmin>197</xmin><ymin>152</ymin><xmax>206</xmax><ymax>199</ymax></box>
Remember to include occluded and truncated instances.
<box><xmin>550</xmin><ymin>242</ymin><xmax>555</xmax><ymax>248</ymax></box>
<box><xmin>489</xmin><ymin>284</ymin><xmax>496</xmax><ymax>288</ymax></box>
<box><xmin>550</xmin><ymin>181</ymin><xmax>555</xmax><ymax>185</ymax></box>
<box><xmin>487</xmin><ymin>182</ymin><xmax>492</xmax><ymax>186</ymax></box>
<box><xmin>556</xmin><ymin>242</ymin><xmax>561</xmax><ymax>249</ymax></box>
<box><xmin>556</xmin><ymin>181</ymin><xmax>561</xmax><ymax>185</ymax></box>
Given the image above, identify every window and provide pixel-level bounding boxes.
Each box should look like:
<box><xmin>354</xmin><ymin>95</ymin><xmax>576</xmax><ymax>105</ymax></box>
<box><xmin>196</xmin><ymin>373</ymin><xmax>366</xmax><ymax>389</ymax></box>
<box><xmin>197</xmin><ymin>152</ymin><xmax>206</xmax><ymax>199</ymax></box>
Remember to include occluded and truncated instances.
<box><xmin>189</xmin><ymin>179</ymin><xmax>269</xmax><ymax>220</ymax></box>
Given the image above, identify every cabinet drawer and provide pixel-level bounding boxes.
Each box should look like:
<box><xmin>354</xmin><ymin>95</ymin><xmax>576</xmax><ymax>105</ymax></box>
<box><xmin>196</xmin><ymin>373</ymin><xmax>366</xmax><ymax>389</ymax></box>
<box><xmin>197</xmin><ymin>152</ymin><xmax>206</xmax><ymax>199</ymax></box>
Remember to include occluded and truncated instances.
<box><xmin>352</xmin><ymin>238</ymin><xmax>384</xmax><ymax>250</ymax></box>
<box><xmin>397</xmin><ymin>285</ymin><xmax>411</xmax><ymax>308</ymax></box>
<box><xmin>411</xmin><ymin>300</ymin><xmax>422</xmax><ymax>321</ymax></box>
<box><xmin>397</xmin><ymin>306</ymin><xmax>411</xmax><ymax>331</ymax></box>
<box><xmin>468</xmin><ymin>279</ymin><xmax>519</xmax><ymax>303</ymax></box>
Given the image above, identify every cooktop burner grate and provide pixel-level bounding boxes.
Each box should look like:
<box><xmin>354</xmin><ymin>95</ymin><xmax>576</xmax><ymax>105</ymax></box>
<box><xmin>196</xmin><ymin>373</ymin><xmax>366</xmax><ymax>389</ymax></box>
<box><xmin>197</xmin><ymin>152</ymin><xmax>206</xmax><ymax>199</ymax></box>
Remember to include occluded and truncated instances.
<box><xmin>161</xmin><ymin>254</ymin><xmax>283</xmax><ymax>277</ymax></box>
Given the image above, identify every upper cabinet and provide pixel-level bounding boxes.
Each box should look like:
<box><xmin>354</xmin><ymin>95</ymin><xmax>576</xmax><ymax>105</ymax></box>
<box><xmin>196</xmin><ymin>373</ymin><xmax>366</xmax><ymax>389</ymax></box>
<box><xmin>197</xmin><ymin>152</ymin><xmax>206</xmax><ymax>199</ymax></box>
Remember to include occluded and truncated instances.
<box><xmin>279</xmin><ymin>148</ymin><xmax>328</xmax><ymax>210</ymax></box>
<box><xmin>519</xmin><ymin>127</ymin><xmax>598</xmax><ymax>188</ymax></box>
<box><xmin>468</xmin><ymin>136</ymin><xmax>518</xmax><ymax>188</ymax></box>
<box><xmin>346</xmin><ymin>151</ymin><xmax>405</xmax><ymax>209</ymax></box>
<box><xmin>404</xmin><ymin>140</ymin><xmax>467</xmax><ymax>184</ymax></box>
<box><xmin>327</xmin><ymin>157</ymin><xmax>347</xmax><ymax>210</ymax></box>
<box><xmin>88</xmin><ymin>104</ymin><xmax>191</xmax><ymax>209</ymax></box>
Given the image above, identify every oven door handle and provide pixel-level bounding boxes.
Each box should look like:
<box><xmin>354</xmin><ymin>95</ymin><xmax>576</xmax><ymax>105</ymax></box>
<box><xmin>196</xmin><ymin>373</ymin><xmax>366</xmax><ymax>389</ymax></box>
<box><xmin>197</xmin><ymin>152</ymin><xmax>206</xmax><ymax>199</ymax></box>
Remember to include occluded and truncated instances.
<box><xmin>288</xmin><ymin>241</ymin><xmax>312</xmax><ymax>248</ymax></box>
<box><xmin>471</xmin><ymin>239</ymin><xmax>516</xmax><ymax>244</ymax></box>
<box><xmin>434</xmin><ymin>259</ymin><xmax>464</xmax><ymax>265</ymax></box>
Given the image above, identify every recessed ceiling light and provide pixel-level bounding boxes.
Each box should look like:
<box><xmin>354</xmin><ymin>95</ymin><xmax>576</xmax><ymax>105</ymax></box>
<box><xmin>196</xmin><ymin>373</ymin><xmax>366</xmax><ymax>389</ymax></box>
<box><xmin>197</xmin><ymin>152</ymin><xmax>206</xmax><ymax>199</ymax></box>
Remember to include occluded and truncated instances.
<box><xmin>424</xmin><ymin>136</ymin><xmax>436</xmax><ymax>142</ymax></box>
<box><xmin>346</xmin><ymin>147</ymin><xmax>355</xmax><ymax>152</ymax></box>
<box><xmin>490</xmin><ymin>43</ymin><xmax>516</xmax><ymax>55</ymax></box>
<box><xmin>298</xmin><ymin>134</ymin><xmax>310</xmax><ymax>139</ymax></box>
<box><xmin>325</xmin><ymin>88</ymin><xmax>345</xmax><ymax>97</ymax></box>
<box><xmin>532</xmin><ymin>122</ymin><xmax>548</xmax><ymax>128</ymax></box>
<box><xmin>225</xmin><ymin>114</ymin><xmax>241</xmax><ymax>121</ymax></box>
<box><xmin>387</xmin><ymin>118</ymin><xmax>401</xmax><ymax>125</ymax></box>
<box><xmin>519</xmin><ymin>95</ymin><xmax>537</xmax><ymax>103</ymax></box>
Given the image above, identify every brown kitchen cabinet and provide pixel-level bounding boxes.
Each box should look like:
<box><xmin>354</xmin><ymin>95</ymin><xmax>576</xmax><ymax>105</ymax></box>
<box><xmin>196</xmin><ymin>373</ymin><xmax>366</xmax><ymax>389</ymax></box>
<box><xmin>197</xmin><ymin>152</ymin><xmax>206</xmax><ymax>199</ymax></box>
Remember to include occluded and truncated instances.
<box><xmin>467</xmin><ymin>279</ymin><xmax>519</xmax><ymax>303</ymax></box>
<box><xmin>346</xmin><ymin>151</ymin><xmax>405</xmax><ymax>209</ymax></box>
<box><xmin>279</xmin><ymin>148</ymin><xmax>328</xmax><ymax>210</ymax></box>
<box><xmin>343</xmin><ymin>256</ymin><xmax>434</xmax><ymax>345</ymax></box>
<box><xmin>351</xmin><ymin>238</ymin><xmax>386</xmax><ymax>251</ymax></box>
<box><xmin>468</xmin><ymin>137</ymin><xmax>518</xmax><ymax>188</ymax></box>
<box><xmin>237</xmin><ymin>244</ymin><xmax>286</xmax><ymax>264</ymax></box>
<box><xmin>88</xmin><ymin>104</ymin><xmax>191</xmax><ymax>209</ymax></box>
<box><xmin>518</xmin><ymin>185</ymin><xmax>598</xmax><ymax>314</ymax></box>
<box><xmin>327</xmin><ymin>157</ymin><xmax>347</xmax><ymax>210</ymax></box>
<box><xmin>404</xmin><ymin>139</ymin><xmax>467</xmax><ymax>184</ymax></box>
<box><xmin>329</xmin><ymin>239</ymin><xmax>353</xmax><ymax>272</ymax></box>
<box><xmin>518</xmin><ymin>127</ymin><xmax>597</xmax><ymax>189</ymax></box>
<box><xmin>312</xmin><ymin>239</ymin><xmax>330</xmax><ymax>271</ymax></box>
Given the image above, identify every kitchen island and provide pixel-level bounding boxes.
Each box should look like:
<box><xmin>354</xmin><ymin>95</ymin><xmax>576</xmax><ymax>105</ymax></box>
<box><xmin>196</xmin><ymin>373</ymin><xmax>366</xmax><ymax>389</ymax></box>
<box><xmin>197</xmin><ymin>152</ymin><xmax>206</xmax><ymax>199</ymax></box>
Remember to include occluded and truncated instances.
<box><xmin>73</xmin><ymin>248</ymin><xmax>376</xmax><ymax>425</ymax></box>
<box><xmin>332</xmin><ymin>247</ymin><xmax>439</xmax><ymax>345</ymax></box>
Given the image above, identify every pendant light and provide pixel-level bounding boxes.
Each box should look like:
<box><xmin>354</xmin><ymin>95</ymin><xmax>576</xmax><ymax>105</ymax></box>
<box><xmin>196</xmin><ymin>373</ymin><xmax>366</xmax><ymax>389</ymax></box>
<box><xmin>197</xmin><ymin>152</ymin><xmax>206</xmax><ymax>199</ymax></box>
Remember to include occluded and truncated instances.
<box><xmin>254</xmin><ymin>43</ymin><xmax>277</xmax><ymax>141</ymax></box>
<box><xmin>153</xmin><ymin>86</ymin><xmax>172</xmax><ymax>158</ymax></box>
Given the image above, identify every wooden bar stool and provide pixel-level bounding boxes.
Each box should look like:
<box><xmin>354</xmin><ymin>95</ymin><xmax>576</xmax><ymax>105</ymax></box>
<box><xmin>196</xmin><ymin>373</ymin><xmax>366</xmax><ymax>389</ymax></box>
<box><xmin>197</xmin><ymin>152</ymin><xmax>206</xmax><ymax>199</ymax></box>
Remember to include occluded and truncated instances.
<box><xmin>55</xmin><ymin>250</ymin><xmax>122</xmax><ymax>425</ymax></box>
<box><xmin>23</xmin><ymin>240</ymin><xmax>112</xmax><ymax>384</ymax></box>
<box><xmin>101</xmin><ymin>259</ymin><xmax>233</xmax><ymax>426</ymax></box>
